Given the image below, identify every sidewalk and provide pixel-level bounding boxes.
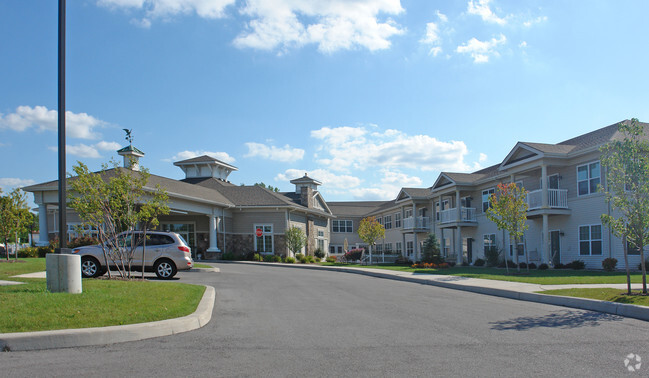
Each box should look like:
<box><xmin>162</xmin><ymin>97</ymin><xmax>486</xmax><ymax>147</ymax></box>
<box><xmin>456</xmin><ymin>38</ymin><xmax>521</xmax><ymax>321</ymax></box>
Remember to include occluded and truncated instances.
<box><xmin>236</xmin><ymin>261</ymin><xmax>649</xmax><ymax>322</ymax></box>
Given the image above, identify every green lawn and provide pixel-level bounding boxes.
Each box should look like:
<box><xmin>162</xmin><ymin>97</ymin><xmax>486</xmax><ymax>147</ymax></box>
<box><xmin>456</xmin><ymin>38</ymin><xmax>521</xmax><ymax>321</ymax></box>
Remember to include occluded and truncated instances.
<box><xmin>0</xmin><ymin>279</ymin><xmax>205</xmax><ymax>333</ymax></box>
<box><xmin>320</xmin><ymin>263</ymin><xmax>647</xmax><ymax>285</ymax></box>
<box><xmin>193</xmin><ymin>263</ymin><xmax>213</xmax><ymax>269</ymax></box>
<box><xmin>542</xmin><ymin>288</ymin><xmax>649</xmax><ymax>307</ymax></box>
<box><xmin>0</xmin><ymin>258</ymin><xmax>46</xmax><ymax>281</ymax></box>
<box><xmin>0</xmin><ymin>258</ymin><xmax>205</xmax><ymax>333</ymax></box>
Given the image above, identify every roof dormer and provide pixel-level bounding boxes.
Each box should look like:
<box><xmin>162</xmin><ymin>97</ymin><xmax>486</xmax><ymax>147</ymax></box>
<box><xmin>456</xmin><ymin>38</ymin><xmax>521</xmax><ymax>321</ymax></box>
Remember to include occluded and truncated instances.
<box><xmin>173</xmin><ymin>155</ymin><xmax>238</xmax><ymax>180</ymax></box>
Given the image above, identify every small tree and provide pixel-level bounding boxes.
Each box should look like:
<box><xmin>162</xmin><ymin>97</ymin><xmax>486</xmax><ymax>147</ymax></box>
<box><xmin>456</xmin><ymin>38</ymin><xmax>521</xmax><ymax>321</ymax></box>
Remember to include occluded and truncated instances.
<box><xmin>421</xmin><ymin>234</ymin><xmax>442</xmax><ymax>264</ymax></box>
<box><xmin>69</xmin><ymin>161</ymin><xmax>168</xmax><ymax>279</ymax></box>
<box><xmin>285</xmin><ymin>226</ymin><xmax>307</xmax><ymax>257</ymax></box>
<box><xmin>486</xmin><ymin>183</ymin><xmax>529</xmax><ymax>273</ymax></box>
<box><xmin>357</xmin><ymin>216</ymin><xmax>385</xmax><ymax>264</ymax></box>
<box><xmin>138</xmin><ymin>185</ymin><xmax>170</xmax><ymax>279</ymax></box>
<box><xmin>0</xmin><ymin>189</ymin><xmax>30</xmax><ymax>260</ymax></box>
<box><xmin>600</xmin><ymin>118</ymin><xmax>649</xmax><ymax>295</ymax></box>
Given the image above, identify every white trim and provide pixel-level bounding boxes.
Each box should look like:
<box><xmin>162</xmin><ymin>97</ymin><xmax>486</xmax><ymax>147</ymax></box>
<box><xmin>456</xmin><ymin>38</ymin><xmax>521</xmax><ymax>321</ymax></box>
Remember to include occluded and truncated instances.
<box><xmin>578</xmin><ymin>224</ymin><xmax>603</xmax><ymax>256</ymax></box>
<box><xmin>576</xmin><ymin>160</ymin><xmax>601</xmax><ymax>197</ymax></box>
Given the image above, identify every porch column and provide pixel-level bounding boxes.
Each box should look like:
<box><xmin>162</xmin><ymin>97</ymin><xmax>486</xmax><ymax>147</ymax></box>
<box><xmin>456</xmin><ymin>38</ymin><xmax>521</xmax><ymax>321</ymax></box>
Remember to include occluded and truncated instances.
<box><xmin>455</xmin><ymin>189</ymin><xmax>461</xmax><ymax>222</ymax></box>
<box><xmin>412</xmin><ymin>203</ymin><xmax>417</xmax><ymax>227</ymax></box>
<box><xmin>542</xmin><ymin>214</ymin><xmax>549</xmax><ymax>264</ymax></box>
<box><xmin>207</xmin><ymin>214</ymin><xmax>221</xmax><ymax>252</ymax></box>
<box><xmin>456</xmin><ymin>226</ymin><xmax>463</xmax><ymax>265</ymax></box>
<box><xmin>541</xmin><ymin>164</ymin><xmax>548</xmax><ymax>208</ymax></box>
<box><xmin>38</xmin><ymin>203</ymin><xmax>49</xmax><ymax>246</ymax></box>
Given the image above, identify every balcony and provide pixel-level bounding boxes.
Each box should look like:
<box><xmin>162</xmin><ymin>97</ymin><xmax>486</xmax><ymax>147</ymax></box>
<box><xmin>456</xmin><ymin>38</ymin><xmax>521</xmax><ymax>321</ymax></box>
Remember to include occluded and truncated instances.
<box><xmin>438</xmin><ymin>207</ymin><xmax>477</xmax><ymax>224</ymax></box>
<box><xmin>526</xmin><ymin>189</ymin><xmax>568</xmax><ymax>210</ymax></box>
<box><xmin>403</xmin><ymin>216</ymin><xmax>431</xmax><ymax>231</ymax></box>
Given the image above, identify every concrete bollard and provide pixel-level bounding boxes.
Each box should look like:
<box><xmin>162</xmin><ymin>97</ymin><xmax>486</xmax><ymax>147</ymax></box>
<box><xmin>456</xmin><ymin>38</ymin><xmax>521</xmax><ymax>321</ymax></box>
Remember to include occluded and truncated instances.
<box><xmin>46</xmin><ymin>252</ymin><xmax>82</xmax><ymax>294</ymax></box>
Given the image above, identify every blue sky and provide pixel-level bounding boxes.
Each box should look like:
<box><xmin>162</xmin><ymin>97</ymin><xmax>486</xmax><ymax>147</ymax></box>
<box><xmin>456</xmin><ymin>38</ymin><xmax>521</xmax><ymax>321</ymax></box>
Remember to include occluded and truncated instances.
<box><xmin>2</xmin><ymin>0</ymin><xmax>649</xmax><ymax>204</ymax></box>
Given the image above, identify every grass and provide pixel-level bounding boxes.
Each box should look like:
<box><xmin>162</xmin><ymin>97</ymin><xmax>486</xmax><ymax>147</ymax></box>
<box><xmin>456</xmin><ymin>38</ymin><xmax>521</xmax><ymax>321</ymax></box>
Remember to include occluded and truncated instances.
<box><xmin>0</xmin><ymin>258</ymin><xmax>46</xmax><ymax>281</ymax></box>
<box><xmin>0</xmin><ymin>279</ymin><xmax>205</xmax><ymax>333</ymax></box>
<box><xmin>542</xmin><ymin>288</ymin><xmax>649</xmax><ymax>307</ymax></box>
<box><xmin>193</xmin><ymin>263</ymin><xmax>213</xmax><ymax>269</ymax></box>
<box><xmin>319</xmin><ymin>262</ymin><xmax>648</xmax><ymax>285</ymax></box>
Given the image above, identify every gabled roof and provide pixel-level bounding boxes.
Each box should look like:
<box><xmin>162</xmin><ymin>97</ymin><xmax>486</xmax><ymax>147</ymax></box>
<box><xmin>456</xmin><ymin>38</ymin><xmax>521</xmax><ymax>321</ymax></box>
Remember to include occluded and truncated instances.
<box><xmin>327</xmin><ymin>201</ymin><xmax>388</xmax><ymax>217</ymax></box>
<box><xmin>117</xmin><ymin>145</ymin><xmax>145</xmax><ymax>155</ymax></box>
<box><xmin>290</xmin><ymin>174</ymin><xmax>322</xmax><ymax>186</ymax></box>
<box><xmin>395</xmin><ymin>187</ymin><xmax>432</xmax><ymax>202</ymax></box>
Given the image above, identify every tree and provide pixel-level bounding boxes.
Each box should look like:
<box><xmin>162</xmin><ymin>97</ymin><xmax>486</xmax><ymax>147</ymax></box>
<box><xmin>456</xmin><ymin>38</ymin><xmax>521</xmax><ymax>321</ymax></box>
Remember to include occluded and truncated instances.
<box><xmin>69</xmin><ymin>161</ymin><xmax>168</xmax><ymax>279</ymax></box>
<box><xmin>285</xmin><ymin>226</ymin><xmax>307</xmax><ymax>257</ymax></box>
<box><xmin>357</xmin><ymin>216</ymin><xmax>385</xmax><ymax>264</ymax></box>
<box><xmin>600</xmin><ymin>118</ymin><xmax>649</xmax><ymax>295</ymax></box>
<box><xmin>138</xmin><ymin>185</ymin><xmax>170</xmax><ymax>279</ymax></box>
<box><xmin>253</xmin><ymin>182</ymin><xmax>280</xmax><ymax>192</ymax></box>
<box><xmin>0</xmin><ymin>189</ymin><xmax>30</xmax><ymax>260</ymax></box>
<box><xmin>421</xmin><ymin>234</ymin><xmax>442</xmax><ymax>264</ymax></box>
<box><xmin>486</xmin><ymin>182</ymin><xmax>529</xmax><ymax>273</ymax></box>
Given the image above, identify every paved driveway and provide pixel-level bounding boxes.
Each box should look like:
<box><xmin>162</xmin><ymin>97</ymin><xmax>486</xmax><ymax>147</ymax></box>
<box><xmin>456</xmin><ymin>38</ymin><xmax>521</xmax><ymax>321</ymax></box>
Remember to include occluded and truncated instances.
<box><xmin>2</xmin><ymin>263</ymin><xmax>648</xmax><ymax>377</ymax></box>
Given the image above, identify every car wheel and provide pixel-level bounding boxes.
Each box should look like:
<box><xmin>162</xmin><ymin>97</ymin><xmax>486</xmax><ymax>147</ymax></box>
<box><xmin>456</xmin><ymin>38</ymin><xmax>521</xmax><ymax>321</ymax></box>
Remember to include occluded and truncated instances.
<box><xmin>81</xmin><ymin>257</ymin><xmax>102</xmax><ymax>278</ymax></box>
<box><xmin>154</xmin><ymin>259</ymin><xmax>177</xmax><ymax>279</ymax></box>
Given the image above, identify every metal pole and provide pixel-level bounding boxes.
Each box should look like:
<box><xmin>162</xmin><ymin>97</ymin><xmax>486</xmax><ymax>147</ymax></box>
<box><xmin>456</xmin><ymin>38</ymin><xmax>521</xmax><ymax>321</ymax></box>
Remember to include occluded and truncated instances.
<box><xmin>57</xmin><ymin>0</ymin><xmax>67</xmax><ymax>251</ymax></box>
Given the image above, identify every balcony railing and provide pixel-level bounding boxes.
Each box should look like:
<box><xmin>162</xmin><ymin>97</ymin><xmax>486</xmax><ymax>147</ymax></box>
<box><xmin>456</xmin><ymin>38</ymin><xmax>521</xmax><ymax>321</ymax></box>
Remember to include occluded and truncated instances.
<box><xmin>403</xmin><ymin>216</ymin><xmax>431</xmax><ymax>230</ymax></box>
<box><xmin>526</xmin><ymin>189</ymin><xmax>568</xmax><ymax>210</ymax></box>
<box><xmin>438</xmin><ymin>207</ymin><xmax>477</xmax><ymax>224</ymax></box>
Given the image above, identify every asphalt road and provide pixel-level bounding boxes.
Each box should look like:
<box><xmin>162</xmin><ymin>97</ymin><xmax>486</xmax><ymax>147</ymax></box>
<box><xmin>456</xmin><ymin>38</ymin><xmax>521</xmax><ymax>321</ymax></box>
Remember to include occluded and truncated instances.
<box><xmin>2</xmin><ymin>263</ymin><xmax>649</xmax><ymax>377</ymax></box>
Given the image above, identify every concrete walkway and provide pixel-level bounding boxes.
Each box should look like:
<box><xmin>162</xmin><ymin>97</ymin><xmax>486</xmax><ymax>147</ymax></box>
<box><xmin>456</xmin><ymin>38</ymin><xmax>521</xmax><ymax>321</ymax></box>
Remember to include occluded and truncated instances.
<box><xmin>234</xmin><ymin>261</ymin><xmax>649</xmax><ymax>322</ymax></box>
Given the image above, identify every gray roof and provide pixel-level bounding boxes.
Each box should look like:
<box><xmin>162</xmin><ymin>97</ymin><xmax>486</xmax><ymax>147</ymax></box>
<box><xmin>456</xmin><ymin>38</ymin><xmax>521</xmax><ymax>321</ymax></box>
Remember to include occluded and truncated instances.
<box><xmin>327</xmin><ymin>201</ymin><xmax>388</xmax><ymax>217</ymax></box>
<box><xmin>173</xmin><ymin>155</ymin><xmax>238</xmax><ymax>170</ymax></box>
<box><xmin>400</xmin><ymin>187</ymin><xmax>432</xmax><ymax>199</ymax></box>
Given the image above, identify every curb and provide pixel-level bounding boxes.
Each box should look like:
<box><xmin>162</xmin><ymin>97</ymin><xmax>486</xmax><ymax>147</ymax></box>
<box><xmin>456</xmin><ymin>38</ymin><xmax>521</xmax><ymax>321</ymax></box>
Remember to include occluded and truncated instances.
<box><xmin>0</xmin><ymin>285</ymin><xmax>215</xmax><ymax>352</ymax></box>
<box><xmin>235</xmin><ymin>261</ymin><xmax>649</xmax><ymax>322</ymax></box>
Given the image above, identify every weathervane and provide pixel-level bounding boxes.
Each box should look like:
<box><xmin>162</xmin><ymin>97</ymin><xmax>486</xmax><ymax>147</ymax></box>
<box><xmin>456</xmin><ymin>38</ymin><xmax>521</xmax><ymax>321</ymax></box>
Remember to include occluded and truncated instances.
<box><xmin>123</xmin><ymin>128</ymin><xmax>133</xmax><ymax>146</ymax></box>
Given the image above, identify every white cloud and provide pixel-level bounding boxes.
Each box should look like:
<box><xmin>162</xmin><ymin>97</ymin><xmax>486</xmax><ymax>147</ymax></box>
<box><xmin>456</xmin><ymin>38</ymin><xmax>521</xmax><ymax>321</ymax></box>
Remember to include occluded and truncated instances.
<box><xmin>47</xmin><ymin>140</ymin><xmax>122</xmax><ymax>159</ymax></box>
<box><xmin>244</xmin><ymin>142</ymin><xmax>304</xmax><ymax>162</ymax></box>
<box><xmin>523</xmin><ymin>15</ymin><xmax>547</xmax><ymax>27</ymax></box>
<box><xmin>0</xmin><ymin>178</ymin><xmax>36</xmax><ymax>191</ymax></box>
<box><xmin>467</xmin><ymin>0</ymin><xmax>507</xmax><ymax>25</ymax></box>
<box><xmin>169</xmin><ymin>150</ymin><xmax>236</xmax><ymax>164</ymax></box>
<box><xmin>311</xmin><ymin>125</ymin><xmax>473</xmax><ymax>173</ymax></box>
<box><xmin>479</xmin><ymin>153</ymin><xmax>488</xmax><ymax>162</ymax></box>
<box><xmin>98</xmin><ymin>0</ymin><xmax>235</xmax><ymax>26</ymax></box>
<box><xmin>519</xmin><ymin>41</ymin><xmax>527</xmax><ymax>48</ymax></box>
<box><xmin>233</xmin><ymin>0</ymin><xmax>405</xmax><ymax>53</ymax></box>
<box><xmin>436</xmin><ymin>10</ymin><xmax>448</xmax><ymax>23</ymax></box>
<box><xmin>0</xmin><ymin>105</ymin><xmax>104</xmax><ymax>139</ymax></box>
<box><xmin>456</xmin><ymin>33</ymin><xmax>506</xmax><ymax>63</ymax></box>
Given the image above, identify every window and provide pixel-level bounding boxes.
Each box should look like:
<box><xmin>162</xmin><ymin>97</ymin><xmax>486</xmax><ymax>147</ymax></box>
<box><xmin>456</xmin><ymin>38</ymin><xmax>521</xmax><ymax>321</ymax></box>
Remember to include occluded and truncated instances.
<box><xmin>385</xmin><ymin>243</ymin><xmax>393</xmax><ymax>253</ymax></box>
<box><xmin>577</xmin><ymin>161</ymin><xmax>600</xmax><ymax>196</ymax></box>
<box><xmin>548</xmin><ymin>174</ymin><xmax>560</xmax><ymax>189</ymax></box>
<box><xmin>329</xmin><ymin>245</ymin><xmax>344</xmax><ymax>254</ymax></box>
<box><xmin>627</xmin><ymin>241</ymin><xmax>642</xmax><ymax>255</ymax></box>
<box><xmin>482</xmin><ymin>188</ymin><xmax>495</xmax><ymax>212</ymax></box>
<box><xmin>377</xmin><ymin>217</ymin><xmax>383</xmax><ymax>226</ymax></box>
<box><xmin>406</xmin><ymin>241</ymin><xmax>414</xmax><ymax>257</ymax></box>
<box><xmin>394</xmin><ymin>213</ymin><xmax>401</xmax><ymax>228</ymax></box>
<box><xmin>332</xmin><ymin>220</ymin><xmax>353</xmax><ymax>233</ymax></box>
<box><xmin>375</xmin><ymin>244</ymin><xmax>383</xmax><ymax>253</ymax></box>
<box><xmin>483</xmin><ymin>234</ymin><xmax>496</xmax><ymax>254</ymax></box>
<box><xmin>254</xmin><ymin>224</ymin><xmax>273</xmax><ymax>253</ymax></box>
<box><xmin>384</xmin><ymin>215</ymin><xmax>392</xmax><ymax>230</ymax></box>
<box><xmin>579</xmin><ymin>225</ymin><xmax>602</xmax><ymax>255</ymax></box>
<box><xmin>436</xmin><ymin>200</ymin><xmax>449</xmax><ymax>220</ymax></box>
<box><xmin>395</xmin><ymin>242</ymin><xmax>402</xmax><ymax>254</ymax></box>
<box><xmin>509</xmin><ymin>243</ymin><xmax>524</xmax><ymax>256</ymax></box>
<box><xmin>317</xmin><ymin>230</ymin><xmax>325</xmax><ymax>237</ymax></box>
<box><xmin>405</xmin><ymin>209</ymin><xmax>413</xmax><ymax>219</ymax></box>
<box><xmin>67</xmin><ymin>223</ymin><xmax>99</xmax><ymax>242</ymax></box>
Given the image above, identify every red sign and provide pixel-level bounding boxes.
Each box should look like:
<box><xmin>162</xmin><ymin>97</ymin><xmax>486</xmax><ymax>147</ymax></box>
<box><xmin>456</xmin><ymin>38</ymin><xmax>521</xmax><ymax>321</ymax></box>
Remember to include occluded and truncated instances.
<box><xmin>255</xmin><ymin>228</ymin><xmax>263</xmax><ymax>237</ymax></box>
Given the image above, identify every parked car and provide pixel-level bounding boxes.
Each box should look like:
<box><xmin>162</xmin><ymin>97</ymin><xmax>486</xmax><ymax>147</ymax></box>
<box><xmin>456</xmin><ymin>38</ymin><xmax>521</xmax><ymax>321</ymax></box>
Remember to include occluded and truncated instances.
<box><xmin>72</xmin><ymin>231</ymin><xmax>194</xmax><ymax>279</ymax></box>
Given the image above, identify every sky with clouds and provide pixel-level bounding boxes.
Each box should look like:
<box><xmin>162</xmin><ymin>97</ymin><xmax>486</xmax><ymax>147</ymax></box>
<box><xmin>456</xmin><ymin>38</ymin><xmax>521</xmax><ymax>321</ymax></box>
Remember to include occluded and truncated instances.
<box><xmin>2</xmin><ymin>0</ymin><xmax>649</xmax><ymax>205</ymax></box>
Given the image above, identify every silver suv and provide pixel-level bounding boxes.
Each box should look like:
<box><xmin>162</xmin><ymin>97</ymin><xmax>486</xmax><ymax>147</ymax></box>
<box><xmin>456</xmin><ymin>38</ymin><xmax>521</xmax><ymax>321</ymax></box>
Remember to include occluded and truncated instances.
<box><xmin>72</xmin><ymin>231</ymin><xmax>194</xmax><ymax>279</ymax></box>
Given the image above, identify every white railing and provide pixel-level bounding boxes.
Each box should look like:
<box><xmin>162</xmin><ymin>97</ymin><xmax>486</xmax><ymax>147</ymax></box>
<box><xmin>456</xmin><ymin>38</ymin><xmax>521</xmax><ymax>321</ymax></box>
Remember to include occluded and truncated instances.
<box><xmin>403</xmin><ymin>216</ymin><xmax>431</xmax><ymax>230</ymax></box>
<box><xmin>526</xmin><ymin>189</ymin><xmax>568</xmax><ymax>210</ymax></box>
<box><xmin>438</xmin><ymin>207</ymin><xmax>477</xmax><ymax>224</ymax></box>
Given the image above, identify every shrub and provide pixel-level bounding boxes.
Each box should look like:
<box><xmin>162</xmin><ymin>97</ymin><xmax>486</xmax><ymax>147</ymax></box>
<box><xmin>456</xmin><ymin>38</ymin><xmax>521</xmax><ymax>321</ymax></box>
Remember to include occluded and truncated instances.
<box><xmin>554</xmin><ymin>263</ymin><xmax>565</xmax><ymax>269</ymax></box>
<box><xmin>37</xmin><ymin>246</ymin><xmax>53</xmax><ymax>257</ymax></box>
<box><xmin>448</xmin><ymin>261</ymin><xmax>456</xmax><ymax>267</ymax></box>
<box><xmin>528</xmin><ymin>263</ymin><xmax>537</xmax><ymax>269</ymax></box>
<box><xmin>263</xmin><ymin>254</ymin><xmax>274</xmax><ymax>262</ymax></box>
<box><xmin>326</xmin><ymin>256</ymin><xmax>337</xmax><ymax>263</ymax></box>
<box><xmin>484</xmin><ymin>246</ymin><xmax>500</xmax><ymax>267</ymax></box>
<box><xmin>305</xmin><ymin>255</ymin><xmax>316</xmax><ymax>263</ymax></box>
<box><xmin>299</xmin><ymin>255</ymin><xmax>308</xmax><ymax>264</ymax></box>
<box><xmin>498</xmin><ymin>260</ymin><xmax>517</xmax><ymax>268</ymax></box>
<box><xmin>222</xmin><ymin>252</ymin><xmax>235</xmax><ymax>260</ymax></box>
<box><xmin>68</xmin><ymin>236</ymin><xmax>99</xmax><ymax>249</ymax></box>
<box><xmin>295</xmin><ymin>253</ymin><xmax>304</xmax><ymax>260</ymax></box>
<box><xmin>394</xmin><ymin>254</ymin><xmax>410</xmax><ymax>265</ymax></box>
<box><xmin>538</xmin><ymin>263</ymin><xmax>549</xmax><ymax>270</ymax></box>
<box><xmin>566</xmin><ymin>260</ymin><xmax>585</xmax><ymax>270</ymax></box>
<box><xmin>18</xmin><ymin>247</ymin><xmax>39</xmax><ymax>258</ymax></box>
<box><xmin>473</xmin><ymin>258</ymin><xmax>485</xmax><ymax>267</ymax></box>
<box><xmin>283</xmin><ymin>256</ymin><xmax>296</xmax><ymax>264</ymax></box>
<box><xmin>461</xmin><ymin>261</ymin><xmax>469</xmax><ymax>267</ymax></box>
<box><xmin>637</xmin><ymin>261</ymin><xmax>649</xmax><ymax>270</ymax></box>
<box><xmin>421</xmin><ymin>234</ymin><xmax>443</xmax><ymax>264</ymax></box>
<box><xmin>253</xmin><ymin>253</ymin><xmax>263</xmax><ymax>262</ymax></box>
<box><xmin>602</xmin><ymin>257</ymin><xmax>618</xmax><ymax>271</ymax></box>
<box><xmin>344</xmin><ymin>248</ymin><xmax>364</xmax><ymax>262</ymax></box>
<box><xmin>314</xmin><ymin>248</ymin><xmax>325</xmax><ymax>259</ymax></box>
<box><xmin>519</xmin><ymin>262</ymin><xmax>527</xmax><ymax>269</ymax></box>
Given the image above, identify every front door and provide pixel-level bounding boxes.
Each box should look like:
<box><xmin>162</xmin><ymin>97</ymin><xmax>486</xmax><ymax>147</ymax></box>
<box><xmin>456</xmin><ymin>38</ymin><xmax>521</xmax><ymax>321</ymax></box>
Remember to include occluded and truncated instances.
<box><xmin>550</xmin><ymin>230</ymin><xmax>561</xmax><ymax>266</ymax></box>
<box><xmin>466</xmin><ymin>238</ymin><xmax>473</xmax><ymax>263</ymax></box>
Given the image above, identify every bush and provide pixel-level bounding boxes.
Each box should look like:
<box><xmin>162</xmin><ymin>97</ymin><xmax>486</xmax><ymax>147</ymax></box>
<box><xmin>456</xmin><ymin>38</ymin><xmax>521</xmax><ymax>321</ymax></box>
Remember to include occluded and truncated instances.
<box><xmin>314</xmin><ymin>248</ymin><xmax>325</xmax><ymax>259</ymax></box>
<box><xmin>394</xmin><ymin>254</ymin><xmax>410</xmax><ymax>265</ymax></box>
<box><xmin>554</xmin><ymin>263</ymin><xmax>565</xmax><ymax>269</ymax></box>
<box><xmin>637</xmin><ymin>260</ymin><xmax>649</xmax><ymax>270</ymax></box>
<box><xmin>447</xmin><ymin>261</ymin><xmax>456</xmax><ymax>267</ymax></box>
<box><xmin>221</xmin><ymin>252</ymin><xmax>235</xmax><ymax>260</ymax></box>
<box><xmin>284</xmin><ymin>256</ymin><xmax>296</xmax><ymax>264</ymax></box>
<box><xmin>295</xmin><ymin>253</ymin><xmax>304</xmax><ymax>260</ymax></box>
<box><xmin>263</xmin><ymin>254</ymin><xmax>274</xmax><ymax>262</ymax></box>
<box><xmin>253</xmin><ymin>253</ymin><xmax>263</xmax><ymax>262</ymax></box>
<box><xmin>528</xmin><ymin>263</ymin><xmax>537</xmax><ymax>269</ymax></box>
<box><xmin>421</xmin><ymin>234</ymin><xmax>443</xmax><ymax>264</ymax></box>
<box><xmin>519</xmin><ymin>262</ymin><xmax>527</xmax><ymax>269</ymax></box>
<box><xmin>498</xmin><ymin>260</ymin><xmax>517</xmax><ymax>269</ymax></box>
<box><xmin>602</xmin><ymin>257</ymin><xmax>618</xmax><ymax>271</ymax></box>
<box><xmin>473</xmin><ymin>258</ymin><xmax>485</xmax><ymax>267</ymax></box>
<box><xmin>37</xmin><ymin>246</ymin><xmax>53</xmax><ymax>257</ymax></box>
<box><xmin>299</xmin><ymin>255</ymin><xmax>308</xmax><ymax>264</ymax></box>
<box><xmin>566</xmin><ymin>260</ymin><xmax>585</xmax><ymax>270</ymax></box>
<box><xmin>18</xmin><ymin>247</ymin><xmax>39</xmax><ymax>258</ymax></box>
<box><xmin>305</xmin><ymin>255</ymin><xmax>316</xmax><ymax>263</ymax></box>
<box><xmin>344</xmin><ymin>248</ymin><xmax>364</xmax><ymax>262</ymax></box>
<box><xmin>484</xmin><ymin>246</ymin><xmax>500</xmax><ymax>267</ymax></box>
<box><xmin>68</xmin><ymin>236</ymin><xmax>99</xmax><ymax>249</ymax></box>
<box><xmin>326</xmin><ymin>256</ymin><xmax>337</xmax><ymax>263</ymax></box>
<box><xmin>538</xmin><ymin>263</ymin><xmax>549</xmax><ymax>270</ymax></box>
